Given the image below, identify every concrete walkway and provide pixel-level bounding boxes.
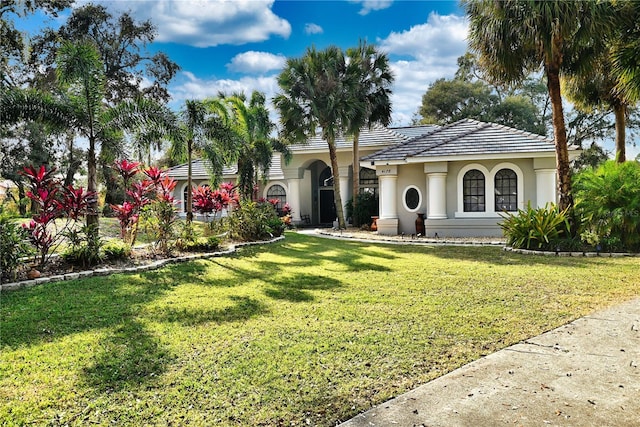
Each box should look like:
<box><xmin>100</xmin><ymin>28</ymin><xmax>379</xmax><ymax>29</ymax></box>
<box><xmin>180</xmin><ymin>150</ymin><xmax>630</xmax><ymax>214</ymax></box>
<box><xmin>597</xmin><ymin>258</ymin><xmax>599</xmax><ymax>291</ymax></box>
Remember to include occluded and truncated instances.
<box><xmin>340</xmin><ymin>298</ymin><xmax>640</xmax><ymax>426</ymax></box>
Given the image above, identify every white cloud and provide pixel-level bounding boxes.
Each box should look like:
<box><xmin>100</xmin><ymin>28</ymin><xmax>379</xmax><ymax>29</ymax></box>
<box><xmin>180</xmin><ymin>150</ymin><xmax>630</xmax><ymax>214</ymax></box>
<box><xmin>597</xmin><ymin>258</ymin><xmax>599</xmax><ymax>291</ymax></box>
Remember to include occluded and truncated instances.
<box><xmin>377</xmin><ymin>13</ymin><xmax>469</xmax><ymax>125</ymax></box>
<box><xmin>102</xmin><ymin>0</ymin><xmax>291</xmax><ymax>47</ymax></box>
<box><xmin>169</xmin><ymin>71</ymin><xmax>282</xmax><ymax>122</ymax></box>
<box><xmin>304</xmin><ymin>23</ymin><xmax>323</xmax><ymax>35</ymax></box>
<box><xmin>227</xmin><ymin>51</ymin><xmax>286</xmax><ymax>74</ymax></box>
<box><xmin>349</xmin><ymin>0</ymin><xmax>393</xmax><ymax>16</ymax></box>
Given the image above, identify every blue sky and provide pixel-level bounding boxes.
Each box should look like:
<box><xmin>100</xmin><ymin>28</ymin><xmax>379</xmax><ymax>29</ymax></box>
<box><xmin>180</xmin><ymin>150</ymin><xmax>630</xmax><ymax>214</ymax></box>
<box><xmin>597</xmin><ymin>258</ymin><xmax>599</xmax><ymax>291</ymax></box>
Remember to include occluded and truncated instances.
<box><xmin>19</xmin><ymin>0</ymin><xmax>469</xmax><ymax>126</ymax></box>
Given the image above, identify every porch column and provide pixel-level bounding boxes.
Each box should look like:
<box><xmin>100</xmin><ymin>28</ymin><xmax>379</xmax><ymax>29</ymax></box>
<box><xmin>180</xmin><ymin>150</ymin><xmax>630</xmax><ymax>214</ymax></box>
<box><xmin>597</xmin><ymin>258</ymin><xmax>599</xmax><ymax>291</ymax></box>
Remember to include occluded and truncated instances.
<box><xmin>283</xmin><ymin>166</ymin><xmax>303</xmax><ymax>224</ymax></box>
<box><xmin>287</xmin><ymin>178</ymin><xmax>301</xmax><ymax>223</ymax></box>
<box><xmin>535</xmin><ymin>168</ymin><xmax>556</xmax><ymax>207</ymax></box>
<box><xmin>427</xmin><ymin>173</ymin><xmax>447</xmax><ymax>219</ymax></box>
<box><xmin>425</xmin><ymin>162</ymin><xmax>448</xmax><ymax>219</ymax></box>
<box><xmin>377</xmin><ymin>166</ymin><xmax>398</xmax><ymax>235</ymax></box>
<box><xmin>338</xmin><ymin>166</ymin><xmax>350</xmax><ymax>223</ymax></box>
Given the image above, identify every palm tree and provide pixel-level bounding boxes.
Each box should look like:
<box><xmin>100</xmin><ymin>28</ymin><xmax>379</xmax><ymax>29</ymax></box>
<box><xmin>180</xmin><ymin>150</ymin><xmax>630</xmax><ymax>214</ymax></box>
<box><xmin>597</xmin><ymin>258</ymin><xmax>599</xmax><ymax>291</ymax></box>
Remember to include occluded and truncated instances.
<box><xmin>0</xmin><ymin>40</ymin><xmax>174</xmax><ymax>236</ymax></box>
<box><xmin>463</xmin><ymin>0</ymin><xmax>613</xmax><ymax>213</ymax></box>
<box><xmin>612</xmin><ymin>1</ymin><xmax>640</xmax><ymax>103</ymax></box>
<box><xmin>345</xmin><ymin>40</ymin><xmax>393</xmax><ymax>226</ymax></box>
<box><xmin>274</xmin><ymin>45</ymin><xmax>363</xmax><ymax>229</ymax></box>
<box><xmin>168</xmin><ymin>97</ymin><xmax>235</xmax><ymax>223</ymax></box>
<box><xmin>564</xmin><ymin>56</ymin><xmax>633</xmax><ymax>163</ymax></box>
<box><xmin>224</xmin><ymin>91</ymin><xmax>285</xmax><ymax>201</ymax></box>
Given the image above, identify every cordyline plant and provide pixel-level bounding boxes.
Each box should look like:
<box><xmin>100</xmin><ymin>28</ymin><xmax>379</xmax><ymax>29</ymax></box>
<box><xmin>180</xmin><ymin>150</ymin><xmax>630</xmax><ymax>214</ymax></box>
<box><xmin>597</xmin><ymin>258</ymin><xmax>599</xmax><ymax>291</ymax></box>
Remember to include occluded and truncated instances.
<box><xmin>141</xmin><ymin>166</ymin><xmax>179</xmax><ymax>254</ymax></box>
<box><xmin>20</xmin><ymin>165</ymin><xmax>95</xmax><ymax>266</ymax></box>
<box><xmin>192</xmin><ymin>181</ymin><xmax>239</xmax><ymax>221</ymax></box>
<box><xmin>110</xmin><ymin>162</ymin><xmax>179</xmax><ymax>254</ymax></box>
<box><xmin>110</xmin><ymin>159</ymin><xmax>149</xmax><ymax>246</ymax></box>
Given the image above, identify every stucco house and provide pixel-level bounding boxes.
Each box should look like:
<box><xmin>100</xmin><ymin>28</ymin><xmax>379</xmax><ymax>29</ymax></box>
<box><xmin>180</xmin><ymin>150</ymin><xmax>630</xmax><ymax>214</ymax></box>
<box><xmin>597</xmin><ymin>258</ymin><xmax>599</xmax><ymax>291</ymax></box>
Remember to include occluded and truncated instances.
<box><xmin>167</xmin><ymin>119</ymin><xmax>579</xmax><ymax>237</ymax></box>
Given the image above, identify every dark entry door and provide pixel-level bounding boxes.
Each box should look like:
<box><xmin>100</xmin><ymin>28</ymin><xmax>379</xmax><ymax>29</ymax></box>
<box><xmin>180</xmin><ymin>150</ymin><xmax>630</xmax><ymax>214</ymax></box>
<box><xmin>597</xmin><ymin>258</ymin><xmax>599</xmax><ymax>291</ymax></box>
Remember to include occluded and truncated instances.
<box><xmin>319</xmin><ymin>189</ymin><xmax>336</xmax><ymax>224</ymax></box>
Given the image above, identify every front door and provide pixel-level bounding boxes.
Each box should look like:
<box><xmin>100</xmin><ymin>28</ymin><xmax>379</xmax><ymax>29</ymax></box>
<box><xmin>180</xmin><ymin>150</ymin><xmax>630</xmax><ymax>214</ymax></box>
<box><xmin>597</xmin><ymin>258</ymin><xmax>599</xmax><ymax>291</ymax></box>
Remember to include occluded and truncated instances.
<box><xmin>319</xmin><ymin>189</ymin><xmax>336</xmax><ymax>224</ymax></box>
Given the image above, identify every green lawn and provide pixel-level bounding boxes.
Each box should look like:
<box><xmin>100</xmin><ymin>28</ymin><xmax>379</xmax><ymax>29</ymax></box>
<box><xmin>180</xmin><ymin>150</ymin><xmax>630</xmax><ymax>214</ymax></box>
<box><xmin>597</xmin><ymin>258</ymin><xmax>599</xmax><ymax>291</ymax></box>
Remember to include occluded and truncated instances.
<box><xmin>1</xmin><ymin>232</ymin><xmax>638</xmax><ymax>426</ymax></box>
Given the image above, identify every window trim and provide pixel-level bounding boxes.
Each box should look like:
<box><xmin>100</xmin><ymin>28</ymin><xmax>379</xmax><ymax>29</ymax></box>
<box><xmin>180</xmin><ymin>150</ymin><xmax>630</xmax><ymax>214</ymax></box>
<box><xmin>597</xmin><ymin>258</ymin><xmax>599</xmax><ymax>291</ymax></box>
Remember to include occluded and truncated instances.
<box><xmin>402</xmin><ymin>185</ymin><xmax>422</xmax><ymax>213</ymax></box>
<box><xmin>455</xmin><ymin>163</ymin><xmax>524</xmax><ymax>218</ymax></box>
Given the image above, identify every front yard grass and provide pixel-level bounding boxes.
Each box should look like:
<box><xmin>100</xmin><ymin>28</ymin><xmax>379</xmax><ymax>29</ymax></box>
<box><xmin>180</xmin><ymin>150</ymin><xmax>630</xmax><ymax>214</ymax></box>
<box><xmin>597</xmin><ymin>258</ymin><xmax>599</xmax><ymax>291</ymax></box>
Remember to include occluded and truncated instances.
<box><xmin>1</xmin><ymin>231</ymin><xmax>638</xmax><ymax>426</ymax></box>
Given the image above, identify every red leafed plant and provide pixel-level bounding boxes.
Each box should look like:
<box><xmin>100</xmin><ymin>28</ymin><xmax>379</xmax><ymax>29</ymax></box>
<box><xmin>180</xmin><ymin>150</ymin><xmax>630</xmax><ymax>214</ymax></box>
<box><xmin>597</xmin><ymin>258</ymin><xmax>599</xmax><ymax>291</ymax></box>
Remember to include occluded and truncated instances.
<box><xmin>20</xmin><ymin>165</ymin><xmax>95</xmax><ymax>266</ymax></box>
<box><xmin>109</xmin><ymin>160</ymin><xmax>153</xmax><ymax>246</ymax></box>
<box><xmin>192</xmin><ymin>182</ymin><xmax>238</xmax><ymax>221</ymax></box>
<box><xmin>111</xmin><ymin>163</ymin><xmax>179</xmax><ymax>254</ymax></box>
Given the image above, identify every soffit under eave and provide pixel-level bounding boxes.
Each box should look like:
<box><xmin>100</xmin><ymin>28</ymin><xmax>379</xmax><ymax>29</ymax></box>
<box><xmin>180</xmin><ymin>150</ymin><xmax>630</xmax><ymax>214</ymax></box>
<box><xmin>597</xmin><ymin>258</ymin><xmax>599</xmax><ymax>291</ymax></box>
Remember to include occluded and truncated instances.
<box><xmin>403</xmin><ymin>151</ymin><xmax>559</xmax><ymax>164</ymax></box>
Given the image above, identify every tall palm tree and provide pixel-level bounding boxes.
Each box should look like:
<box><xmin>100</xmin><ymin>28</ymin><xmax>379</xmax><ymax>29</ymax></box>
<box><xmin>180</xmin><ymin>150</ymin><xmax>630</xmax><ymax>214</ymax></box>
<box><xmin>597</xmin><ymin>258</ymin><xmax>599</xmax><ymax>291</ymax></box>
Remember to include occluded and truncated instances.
<box><xmin>224</xmin><ymin>91</ymin><xmax>282</xmax><ymax>201</ymax></box>
<box><xmin>612</xmin><ymin>1</ymin><xmax>640</xmax><ymax>104</ymax></box>
<box><xmin>274</xmin><ymin>45</ymin><xmax>363</xmax><ymax>229</ymax></box>
<box><xmin>346</xmin><ymin>40</ymin><xmax>393</xmax><ymax>226</ymax></box>
<box><xmin>168</xmin><ymin>97</ymin><xmax>235</xmax><ymax>223</ymax></box>
<box><xmin>464</xmin><ymin>0</ymin><xmax>613</xmax><ymax>214</ymax></box>
<box><xmin>0</xmin><ymin>40</ymin><xmax>174</xmax><ymax>236</ymax></box>
<box><xmin>564</xmin><ymin>55</ymin><xmax>634</xmax><ymax>163</ymax></box>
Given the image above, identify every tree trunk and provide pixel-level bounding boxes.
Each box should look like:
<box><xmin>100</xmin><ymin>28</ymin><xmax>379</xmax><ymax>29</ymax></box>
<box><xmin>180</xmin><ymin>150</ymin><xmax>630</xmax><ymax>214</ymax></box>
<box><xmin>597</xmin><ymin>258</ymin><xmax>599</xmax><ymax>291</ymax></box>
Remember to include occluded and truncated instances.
<box><xmin>328</xmin><ymin>138</ymin><xmax>346</xmax><ymax>229</ymax></box>
<box><xmin>86</xmin><ymin>136</ymin><xmax>99</xmax><ymax>233</ymax></box>
<box><xmin>186</xmin><ymin>138</ymin><xmax>193</xmax><ymax>223</ymax></box>
<box><xmin>546</xmin><ymin>64</ymin><xmax>573</xmax><ymax>215</ymax></box>
<box><xmin>614</xmin><ymin>103</ymin><xmax>626</xmax><ymax>163</ymax></box>
<box><xmin>352</xmin><ymin>130</ymin><xmax>360</xmax><ymax>227</ymax></box>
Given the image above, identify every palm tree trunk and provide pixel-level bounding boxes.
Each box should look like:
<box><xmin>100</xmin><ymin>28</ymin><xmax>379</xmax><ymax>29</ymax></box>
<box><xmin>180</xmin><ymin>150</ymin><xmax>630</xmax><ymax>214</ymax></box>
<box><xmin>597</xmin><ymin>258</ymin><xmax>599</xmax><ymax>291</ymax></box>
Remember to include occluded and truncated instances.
<box><xmin>546</xmin><ymin>64</ymin><xmax>574</xmax><ymax>215</ymax></box>
<box><xmin>328</xmin><ymin>138</ymin><xmax>346</xmax><ymax>229</ymax></box>
<box><xmin>86</xmin><ymin>136</ymin><xmax>100</xmax><ymax>234</ymax></box>
<box><xmin>352</xmin><ymin>130</ymin><xmax>360</xmax><ymax>227</ymax></box>
<box><xmin>186</xmin><ymin>138</ymin><xmax>193</xmax><ymax>223</ymax></box>
<box><xmin>614</xmin><ymin>103</ymin><xmax>626</xmax><ymax>163</ymax></box>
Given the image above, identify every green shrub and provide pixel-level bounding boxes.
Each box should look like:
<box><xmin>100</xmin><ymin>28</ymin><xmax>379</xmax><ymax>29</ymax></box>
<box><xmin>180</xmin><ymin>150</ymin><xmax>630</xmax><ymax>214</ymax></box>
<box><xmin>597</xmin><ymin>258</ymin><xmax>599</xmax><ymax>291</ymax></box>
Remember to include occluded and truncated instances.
<box><xmin>573</xmin><ymin>160</ymin><xmax>640</xmax><ymax>252</ymax></box>
<box><xmin>0</xmin><ymin>211</ymin><xmax>33</xmax><ymax>283</ymax></box>
<box><xmin>102</xmin><ymin>240</ymin><xmax>132</xmax><ymax>261</ymax></box>
<box><xmin>61</xmin><ymin>225</ymin><xmax>104</xmax><ymax>268</ymax></box>
<box><xmin>179</xmin><ymin>236</ymin><xmax>220</xmax><ymax>252</ymax></box>
<box><xmin>228</xmin><ymin>200</ymin><xmax>283</xmax><ymax>241</ymax></box>
<box><xmin>347</xmin><ymin>192</ymin><xmax>379</xmax><ymax>227</ymax></box>
<box><xmin>500</xmin><ymin>202</ymin><xmax>571</xmax><ymax>250</ymax></box>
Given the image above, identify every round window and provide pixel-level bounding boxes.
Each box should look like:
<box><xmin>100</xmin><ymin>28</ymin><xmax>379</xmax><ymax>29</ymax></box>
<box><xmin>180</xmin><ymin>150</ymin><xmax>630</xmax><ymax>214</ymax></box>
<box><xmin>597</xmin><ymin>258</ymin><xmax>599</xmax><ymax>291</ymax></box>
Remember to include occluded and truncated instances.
<box><xmin>404</xmin><ymin>186</ymin><xmax>421</xmax><ymax>212</ymax></box>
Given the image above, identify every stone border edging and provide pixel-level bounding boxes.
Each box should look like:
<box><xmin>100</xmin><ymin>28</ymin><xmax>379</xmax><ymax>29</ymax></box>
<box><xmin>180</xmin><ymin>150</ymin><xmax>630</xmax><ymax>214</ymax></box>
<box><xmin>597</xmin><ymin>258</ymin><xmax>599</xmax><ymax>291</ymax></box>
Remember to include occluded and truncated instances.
<box><xmin>315</xmin><ymin>230</ymin><xmax>505</xmax><ymax>247</ymax></box>
<box><xmin>504</xmin><ymin>246</ymin><xmax>639</xmax><ymax>257</ymax></box>
<box><xmin>0</xmin><ymin>236</ymin><xmax>285</xmax><ymax>293</ymax></box>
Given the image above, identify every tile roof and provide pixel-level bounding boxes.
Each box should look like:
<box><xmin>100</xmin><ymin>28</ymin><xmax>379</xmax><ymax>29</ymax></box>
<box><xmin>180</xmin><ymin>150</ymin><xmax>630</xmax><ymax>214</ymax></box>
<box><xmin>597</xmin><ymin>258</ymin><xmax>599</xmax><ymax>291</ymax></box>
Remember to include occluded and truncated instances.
<box><xmin>166</xmin><ymin>155</ymin><xmax>285</xmax><ymax>181</ymax></box>
<box><xmin>363</xmin><ymin>119</ymin><xmax>573</xmax><ymax>162</ymax></box>
<box><xmin>288</xmin><ymin>124</ymin><xmax>439</xmax><ymax>152</ymax></box>
<box><xmin>166</xmin><ymin>160</ymin><xmax>237</xmax><ymax>180</ymax></box>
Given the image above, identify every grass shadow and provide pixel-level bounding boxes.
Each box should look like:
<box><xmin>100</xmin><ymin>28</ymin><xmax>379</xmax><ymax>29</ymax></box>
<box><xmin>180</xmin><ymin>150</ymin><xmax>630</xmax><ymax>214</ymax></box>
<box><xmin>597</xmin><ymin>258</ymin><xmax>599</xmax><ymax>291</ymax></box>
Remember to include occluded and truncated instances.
<box><xmin>264</xmin><ymin>273</ymin><xmax>343</xmax><ymax>302</ymax></box>
<box><xmin>154</xmin><ymin>295</ymin><xmax>269</xmax><ymax>325</ymax></box>
<box><xmin>80</xmin><ymin>318</ymin><xmax>173</xmax><ymax>392</ymax></box>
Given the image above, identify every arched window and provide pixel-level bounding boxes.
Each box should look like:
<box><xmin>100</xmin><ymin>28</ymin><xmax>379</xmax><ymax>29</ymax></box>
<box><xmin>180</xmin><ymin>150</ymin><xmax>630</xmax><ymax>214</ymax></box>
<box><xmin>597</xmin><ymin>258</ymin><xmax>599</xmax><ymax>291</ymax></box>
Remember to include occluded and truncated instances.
<box><xmin>494</xmin><ymin>169</ymin><xmax>517</xmax><ymax>212</ymax></box>
<box><xmin>266</xmin><ymin>184</ymin><xmax>287</xmax><ymax>213</ymax></box>
<box><xmin>319</xmin><ymin>167</ymin><xmax>333</xmax><ymax>187</ymax></box>
<box><xmin>359</xmin><ymin>167</ymin><xmax>378</xmax><ymax>195</ymax></box>
<box><xmin>463</xmin><ymin>169</ymin><xmax>485</xmax><ymax>212</ymax></box>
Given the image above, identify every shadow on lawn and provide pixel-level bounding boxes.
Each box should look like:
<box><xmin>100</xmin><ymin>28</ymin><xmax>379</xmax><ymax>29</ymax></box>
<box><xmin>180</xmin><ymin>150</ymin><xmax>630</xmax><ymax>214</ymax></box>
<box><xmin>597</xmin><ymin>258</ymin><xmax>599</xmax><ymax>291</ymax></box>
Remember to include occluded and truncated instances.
<box><xmin>81</xmin><ymin>317</ymin><xmax>173</xmax><ymax>392</ymax></box>
<box><xmin>264</xmin><ymin>273</ymin><xmax>342</xmax><ymax>302</ymax></box>
<box><xmin>156</xmin><ymin>295</ymin><xmax>269</xmax><ymax>325</ymax></box>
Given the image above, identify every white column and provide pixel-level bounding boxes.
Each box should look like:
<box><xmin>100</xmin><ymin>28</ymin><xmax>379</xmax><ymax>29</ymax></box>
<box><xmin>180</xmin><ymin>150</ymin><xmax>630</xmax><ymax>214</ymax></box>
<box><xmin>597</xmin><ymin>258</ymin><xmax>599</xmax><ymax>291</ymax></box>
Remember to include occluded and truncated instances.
<box><xmin>535</xmin><ymin>168</ymin><xmax>556</xmax><ymax>207</ymax></box>
<box><xmin>338</xmin><ymin>166</ymin><xmax>350</xmax><ymax>222</ymax></box>
<box><xmin>287</xmin><ymin>178</ymin><xmax>301</xmax><ymax>223</ymax></box>
<box><xmin>379</xmin><ymin>175</ymin><xmax>397</xmax><ymax>219</ymax></box>
<box><xmin>376</xmin><ymin>166</ymin><xmax>399</xmax><ymax>235</ymax></box>
<box><xmin>427</xmin><ymin>172</ymin><xmax>447</xmax><ymax>219</ymax></box>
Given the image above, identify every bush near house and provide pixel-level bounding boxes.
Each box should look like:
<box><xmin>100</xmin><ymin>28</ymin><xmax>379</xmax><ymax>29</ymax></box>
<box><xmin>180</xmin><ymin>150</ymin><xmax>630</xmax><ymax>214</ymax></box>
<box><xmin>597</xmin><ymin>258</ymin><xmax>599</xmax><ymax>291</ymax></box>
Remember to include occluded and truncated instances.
<box><xmin>500</xmin><ymin>202</ymin><xmax>572</xmax><ymax>251</ymax></box>
<box><xmin>573</xmin><ymin>160</ymin><xmax>640</xmax><ymax>252</ymax></box>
